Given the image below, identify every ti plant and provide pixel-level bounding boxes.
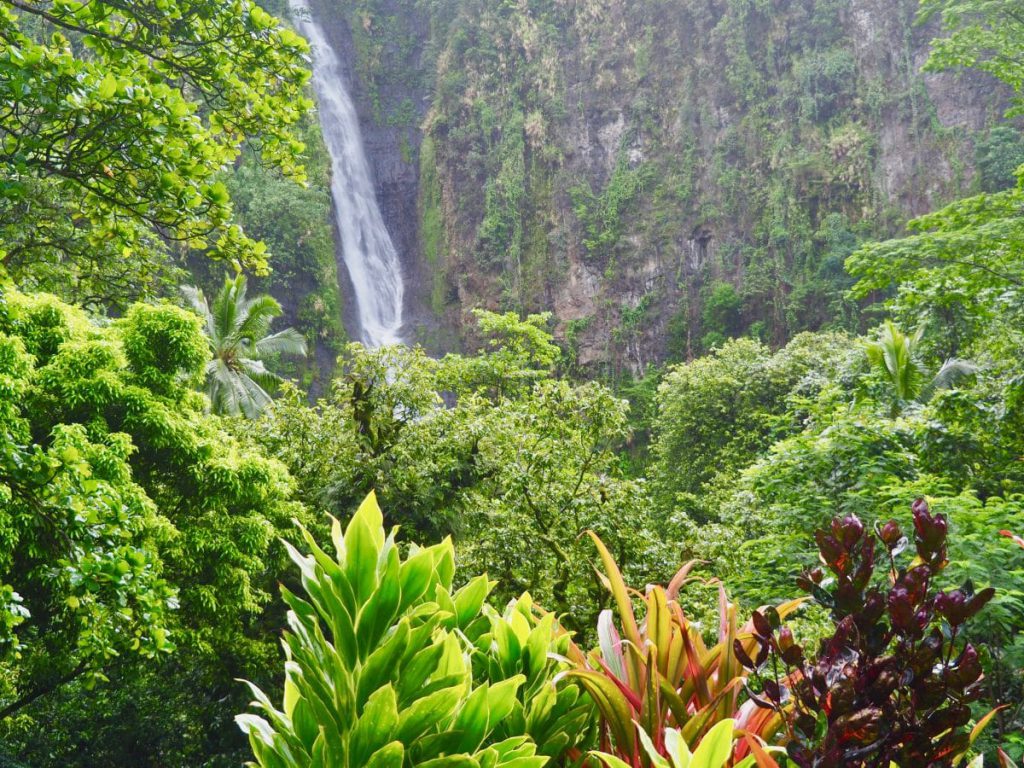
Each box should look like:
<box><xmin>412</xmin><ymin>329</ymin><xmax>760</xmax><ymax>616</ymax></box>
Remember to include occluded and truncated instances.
<box><xmin>737</xmin><ymin>499</ymin><xmax>997</xmax><ymax>767</ymax></box>
<box><xmin>475</xmin><ymin>594</ymin><xmax>597</xmax><ymax>762</ymax></box>
<box><xmin>567</xmin><ymin>531</ymin><xmax>804</xmax><ymax>767</ymax></box>
<box><xmin>236</xmin><ymin>492</ymin><xmax>591</xmax><ymax>767</ymax></box>
<box><xmin>590</xmin><ymin>718</ymin><xmax>781</xmax><ymax>768</ymax></box>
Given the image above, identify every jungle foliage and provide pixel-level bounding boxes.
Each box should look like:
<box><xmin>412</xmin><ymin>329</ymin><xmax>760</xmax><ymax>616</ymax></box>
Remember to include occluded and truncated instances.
<box><xmin>0</xmin><ymin>286</ymin><xmax>308</xmax><ymax>766</ymax></box>
<box><xmin>2</xmin><ymin>0</ymin><xmax>1024</xmax><ymax>766</ymax></box>
<box><xmin>0</xmin><ymin>0</ymin><xmax>312</xmax><ymax>303</ymax></box>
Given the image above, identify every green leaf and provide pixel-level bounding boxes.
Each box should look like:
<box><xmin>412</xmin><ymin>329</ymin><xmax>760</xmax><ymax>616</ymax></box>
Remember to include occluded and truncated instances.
<box><xmin>344</xmin><ymin>511</ymin><xmax>380</xmax><ymax>605</ymax></box>
<box><xmin>349</xmin><ymin>685</ymin><xmax>399</xmax><ymax>767</ymax></box>
<box><xmin>98</xmin><ymin>73</ymin><xmax>118</xmax><ymax>100</ymax></box>
<box><xmin>690</xmin><ymin>719</ymin><xmax>735</xmax><ymax>768</ymax></box>
<box><xmin>394</xmin><ymin>684</ymin><xmax>466</xmax><ymax>744</ymax></box>
<box><xmin>637</xmin><ymin>724</ymin><xmax>671</xmax><ymax>768</ymax></box>
<box><xmin>357</xmin><ymin>620</ymin><xmax>410</xmax><ymax>709</ymax></box>
<box><xmin>417</xmin><ymin>757</ymin><xmax>480</xmax><ymax>768</ymax></box>
<box><xmin>454</xmin><ymin>684</ymin><xmax>492</xmax><ymax>753</ymax></box>
<box><xmin>524</xmin><ymin>612</ymin><xmax>553</xmax><ymax>679</ymax></box>
<box><xmin>399</xmin><ymin>548</ymin><xmax>437</xmax><ymax>610</ymax></box>
<box><xmin>589</xmin><ymin>752</ymin><xmax>635</xmax><ymax>768</ymax></box>
<box><xmin>665</xmin><ymin>727</ymin><xmax>693</xmax><ymax>768</ymax></box>
<box><xmin>454</xmin><ymin>574</ymin><xmax>492</xmax><ymax>627</ymax></box>
<box><xmin>357</xmin><ymin>547</ymin><xmax>401</xmax><ymax>656</ymax></box>
<box><xmin>364</xmin><ymin>741</ymin><xmax>404</xmax><ymax>768</ymax></box>
<box><xmin>486</xmin><ymin>676</ymin><xmax>525</xmax><ymax>728</ymax></box>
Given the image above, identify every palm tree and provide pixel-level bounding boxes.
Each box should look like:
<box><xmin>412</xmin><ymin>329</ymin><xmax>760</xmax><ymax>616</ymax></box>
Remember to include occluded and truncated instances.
<box><xmin>864</xmin><ymin>321</ymin><xmax>976</xmax><ymax>415</ymax></box>
<box><xmin>183</xmin><ymin>273</ymin><xmax>307</xmax><ymax>418</ymax></box>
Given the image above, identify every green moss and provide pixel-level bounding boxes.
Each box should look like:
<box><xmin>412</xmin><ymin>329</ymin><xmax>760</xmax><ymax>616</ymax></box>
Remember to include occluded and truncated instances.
<box><xmin>418</xmin><ymin>135</ymin><xmax>448</xmax><ymax>316</ymax></box>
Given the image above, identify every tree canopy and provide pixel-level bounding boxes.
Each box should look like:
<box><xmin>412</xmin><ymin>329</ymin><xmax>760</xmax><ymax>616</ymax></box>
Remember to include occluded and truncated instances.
<box><xmin>0</xmin><ymin>283</ymin><xmax>307</xmax><ymax>764</ymax></box>
<box><xmin>0</xmin><ymin>0</ymin><xmax>312</xmax><ymax>305</ymax></box>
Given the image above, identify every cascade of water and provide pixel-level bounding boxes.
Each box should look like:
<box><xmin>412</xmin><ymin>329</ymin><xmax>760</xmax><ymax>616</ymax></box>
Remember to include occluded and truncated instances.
<box><xmin>288</xmin><ymin>0</ymin><xmax>405</xmax><ymax>347</ymax></box>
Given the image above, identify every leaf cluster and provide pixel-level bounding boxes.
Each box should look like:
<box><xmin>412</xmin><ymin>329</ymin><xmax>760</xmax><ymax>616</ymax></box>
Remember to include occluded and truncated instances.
<box><xmin>740</xmin><ymin>501</ymin><xmax>994</xmax><ymax>767</ymax></box>
<box><xmin>238</xmin><ymin>492</ymin><xmax>594</xmax><ymax>768</ymax></box>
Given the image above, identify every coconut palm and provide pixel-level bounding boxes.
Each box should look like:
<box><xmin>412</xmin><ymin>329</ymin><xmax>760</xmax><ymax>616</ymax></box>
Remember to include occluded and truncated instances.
<box><xmin>183</xmin><ymin>273</ymin><xmax>307</xmax><ymax>418</ymax></box>
<box><xmin>864</xmin><ymin>320</ymin><xmax>976</xmax><ymax>415</ymax></box>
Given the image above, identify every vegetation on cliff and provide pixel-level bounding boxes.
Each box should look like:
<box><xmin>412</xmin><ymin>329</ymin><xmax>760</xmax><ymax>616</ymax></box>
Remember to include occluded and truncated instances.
<box><xmin>338</xmin><ymin>0</ymin><xmax>1016</xmax><ymax>372</ymax></box>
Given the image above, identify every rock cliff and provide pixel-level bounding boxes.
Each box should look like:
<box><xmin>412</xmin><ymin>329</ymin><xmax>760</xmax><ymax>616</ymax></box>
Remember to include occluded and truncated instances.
<box><xmin>307</xmin><ymin>0</ymin><xmax>1013</xmax><ymax>373</ymax></box>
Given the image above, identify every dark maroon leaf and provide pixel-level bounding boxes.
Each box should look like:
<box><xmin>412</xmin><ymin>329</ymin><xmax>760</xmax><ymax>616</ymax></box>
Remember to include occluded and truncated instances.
<box><xmin>877</xmin><ymin>519</ymin><xmax>902</xmax><ymax>547</ymax></box>
<box><xmin>754</xmin><ymin>638</ymin><xmax>770</xmax><ymax>668</ymax></box>
<box><xmin>743</xmin><ymin>682</ymin><xmax>776</xmax><ymax>711</ymax></box>
<box><xmin>964</xmin><ymin>586</ymin><xmax>996</xmax><ymax>619</ymax></box>
<box><xmin>833</xmin><ymin>707</ymin><xmax>883</xmax><ymax>745</ymax></box>
<box><xmin>796</xmin><ymin>712</ymin><xmax>817</xmax><ymax>739</ymax></box>
<box><xmin>834</xmin><ymin>514</ymin><xmax>865</xmax><ymax>548</ymax></box>
<box><xmin>782</xmin><ymin>644</ymin><xmax>805</xmax><ymax>666</ymax></box>
<box><xmin>752</xmin><ymin>610</ymin><xmax>773</xmax><ymax>639</ymax></box>
<box><xmin>733</xmin><ymin>638</ymin><xmax>755</xmax><ymax>670</ymax></box>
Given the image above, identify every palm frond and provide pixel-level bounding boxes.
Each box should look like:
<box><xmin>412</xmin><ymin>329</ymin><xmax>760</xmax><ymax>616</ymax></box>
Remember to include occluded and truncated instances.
<box><xmin>237</xmin><ymin>294</ymin><xmax>283</xmax><ymax>343</ymax></box>
<box><xmin>235</xmin><ymin>366</ymin><xmax>274</xmax><ymax>418</ymax></box>
<box><xmin>181</xmin><ymin>284</ymin><xmax>208</xmax><ymax>317</ymax></box>
<box><xmin>181</xmin><ymin>285</ymin><xmax>216</xmax><ymax>344</ymax></box>
<box><xmin>211</xmin><ymin>274</ymin><xmax>243</xmax><ymax>345</ymax></box>
<box><xmin>255</xmin><ymin>327</ymin><xmax>307</xmax><ymax>358</ymax></box>
<box><xmin>208</xmin><ymin>359</ymin><xmax>242</xmax><ymax>417</ymax></box>
<box><xmin>921</xmin><ymin>358</ymin><xmax>979</xmax><ymax>402</ymax></box>
<box><xmin>239</xmin><ymin>358</ymin><xmax>281</xmax><ymax>391</ymax></box>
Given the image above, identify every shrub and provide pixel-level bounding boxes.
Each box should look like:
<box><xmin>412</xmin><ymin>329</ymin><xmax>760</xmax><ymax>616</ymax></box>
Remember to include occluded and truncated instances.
<box><xmin>567</xmin><ymin>531</ymin><xmax>803</xmax><ymax>766</ymax></box>
<box><xmin>237</xmin><ymin>492</ymin><xmax>593</xmax><ymax>767</ymax></box>
<box><xmin>737</xmin><ymin>499</ymin><xmax>996</xmax><ymax>767</ymax></box>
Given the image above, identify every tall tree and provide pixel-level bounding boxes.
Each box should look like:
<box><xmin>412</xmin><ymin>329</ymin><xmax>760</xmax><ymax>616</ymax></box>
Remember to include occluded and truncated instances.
<box><xmin>184</xmin><ymin>273</ymin><xmax>307</xmax><ymax>418</ymax></box>
<box><xmin>0</xmin><ymin>0</ymin><xmax>312</xmax><ymax>305</ymax></box>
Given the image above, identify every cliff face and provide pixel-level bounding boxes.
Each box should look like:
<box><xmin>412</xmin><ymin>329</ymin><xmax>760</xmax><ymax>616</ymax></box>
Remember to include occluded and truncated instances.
<box><xmin>313</xmin><ymin>0</ymin><xmax>1010</xmax><ymax>373</ymax></box>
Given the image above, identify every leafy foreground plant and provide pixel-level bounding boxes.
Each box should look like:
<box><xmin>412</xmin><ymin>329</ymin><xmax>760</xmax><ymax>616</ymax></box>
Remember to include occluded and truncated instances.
<box><xmin>590</xmin><ymin>718</ymin><xmax>777</xmax><ymax>768</ymax></box>
<box><xmin>739</xmin><ymin>499</ymin><xmax>996</xmax><ymax>767</ymax></box>
<box><xmin>236</xmin><ymin>491</ymin><xmax>593</xmax><ymax>767</ymax></box>
<box><xmin>567</xmin><ymin>532</ymin><xmax>804</xmax><ymax>766</ymax></box>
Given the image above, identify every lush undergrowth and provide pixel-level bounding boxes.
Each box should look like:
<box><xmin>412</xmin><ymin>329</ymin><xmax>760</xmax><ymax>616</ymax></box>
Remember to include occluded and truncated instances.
<box><xmin>1</xmin><ymin>0</ymin><xmax>1023</xmax><ymax>766</ymax></box>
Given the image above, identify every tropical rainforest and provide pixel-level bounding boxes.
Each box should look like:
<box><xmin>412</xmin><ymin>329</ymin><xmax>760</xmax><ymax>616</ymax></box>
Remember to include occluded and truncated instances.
<box><xmin>1</xmin><ymin>0</ymin><xmax>1024</xmax><ymax>767</ymax></box>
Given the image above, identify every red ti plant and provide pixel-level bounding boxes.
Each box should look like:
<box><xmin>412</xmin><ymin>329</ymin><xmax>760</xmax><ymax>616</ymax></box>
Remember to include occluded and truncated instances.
<box><xmin>737</xmin><ymin>499</ymin><xmax>996</xmax><ymax>767</ymax></box>
<box><xmin>999</xmin><ymin>530</ymin><xmax>1024</xmax><ymax>550</ymax></box>
<box><xmin>566</xmin><ymin>531</ymin><xmax>805</xmax><ymax>767</ymax></box>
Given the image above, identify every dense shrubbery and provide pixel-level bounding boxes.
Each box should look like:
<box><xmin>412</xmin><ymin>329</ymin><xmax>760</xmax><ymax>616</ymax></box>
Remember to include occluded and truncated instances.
<box><xmin>0</xmin><ymin>286</ymin><xmax>308</xmax><ymax>765</ymax></box>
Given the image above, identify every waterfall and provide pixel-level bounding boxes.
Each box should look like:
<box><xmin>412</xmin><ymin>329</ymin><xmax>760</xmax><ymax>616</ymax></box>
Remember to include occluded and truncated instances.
<box><xmin>288</xmin><ymin>1</ymin><xmax>405</xmax><ymax>347</ymax></box>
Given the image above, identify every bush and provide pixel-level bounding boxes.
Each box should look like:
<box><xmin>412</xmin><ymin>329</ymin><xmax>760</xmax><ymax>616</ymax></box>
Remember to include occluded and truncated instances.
<box><xmin>739</xmin><ymin>500</ymin><xmax>995</xmax><ymax>767</ymax></box>
<box><xmin>237</xmin><ymin>492</ymin><xmax>594</xmax><ymax>767</ymax></box>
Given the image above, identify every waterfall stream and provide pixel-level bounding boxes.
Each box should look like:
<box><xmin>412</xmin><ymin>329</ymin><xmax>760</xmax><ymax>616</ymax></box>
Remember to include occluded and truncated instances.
<box><xmin>289</xmin><ymin>1</ymin><xmax>405</xmax><ymax>347</ymax></box>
